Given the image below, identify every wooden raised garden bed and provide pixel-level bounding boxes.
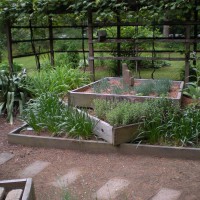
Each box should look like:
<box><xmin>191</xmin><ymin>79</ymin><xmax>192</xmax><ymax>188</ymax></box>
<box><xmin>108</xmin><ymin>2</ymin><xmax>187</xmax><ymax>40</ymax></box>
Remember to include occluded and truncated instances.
<box><xmin>69</xmin><ymin>77</ymin><xmax>184</xmax><ymax>108</ymax></box>
<box><xmin>8</xmin><ymin>109</ymin><xmax>142</xmax><ymax>146</ymax></box>
<box><xmin>8</xmin><ymin>124</ymin><xmax>200</xmax><ymax>160</ymax></box>
<box><xmin>0</xmin><ymin>178</ymin><xmax>35</xmax><ymax>200</ymax></box>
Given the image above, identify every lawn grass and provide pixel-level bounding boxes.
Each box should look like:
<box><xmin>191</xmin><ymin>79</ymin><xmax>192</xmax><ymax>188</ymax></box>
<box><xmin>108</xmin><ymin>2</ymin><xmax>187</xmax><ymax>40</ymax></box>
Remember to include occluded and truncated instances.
<box><xmin>12</xmin><ymin>53</ymin><xmax>184</xmax><ymax>81</ymax></box>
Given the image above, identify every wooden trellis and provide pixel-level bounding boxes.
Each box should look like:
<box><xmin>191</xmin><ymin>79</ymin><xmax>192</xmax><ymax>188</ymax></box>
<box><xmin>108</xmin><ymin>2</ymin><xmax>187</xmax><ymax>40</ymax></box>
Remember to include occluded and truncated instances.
<box><xmin>5</xmin><ymin>2</ymin><xmax>199</xmax><ymax>82</ymax></box>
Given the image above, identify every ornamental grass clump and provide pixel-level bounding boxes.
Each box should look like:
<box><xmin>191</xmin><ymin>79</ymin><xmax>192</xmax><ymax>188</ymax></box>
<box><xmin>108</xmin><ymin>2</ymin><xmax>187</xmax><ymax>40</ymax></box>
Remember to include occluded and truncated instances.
<box><xmin>22</xmin><ymin>93</ymin><xmax>94</xmax><ymax>139</ymax></box>
<box><xmin>136</xmin><ymin>99</ymin><xmax>200</xmax><ymax>147</ymax></box>
<box><xmin>28</xmin><ymin>65</ymin><xmax>90</xmax><ymax>97</ymax></box>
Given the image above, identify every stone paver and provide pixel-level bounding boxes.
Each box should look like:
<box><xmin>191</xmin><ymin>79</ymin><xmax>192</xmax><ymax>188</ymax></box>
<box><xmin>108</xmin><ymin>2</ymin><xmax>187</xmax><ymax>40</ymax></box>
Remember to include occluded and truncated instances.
<box><xmin>151</xmin><ymin>188</ymin><xmax>182</xmax><ymax>200</ymax></box>
<box><xmin>0</xmin><ymin>187</ymin><xmax>5</xmax><ymax>200</ymax></box>
<box><xmin>5</xmin><ymin>189</ymin><xmax>23</xmax><ymax>200</ymax></box>
<box><xmin>94</xmin><ymin>178</ymin><xmax>130</xmax><ymax>200</ymax></box>
<box><xmin>19</xmin><ymin>160</ymin><xmax>50</xmax><ymax>178</ymax></box>
<box><xmin>51</xmin><ymin>168</ymin><xmax>81</xmax><ymax>188</ymax></box>
<box><xmin>0</xmin><ymin>153</ymin><xmax>14</xmax><ymax>165</ymax></box>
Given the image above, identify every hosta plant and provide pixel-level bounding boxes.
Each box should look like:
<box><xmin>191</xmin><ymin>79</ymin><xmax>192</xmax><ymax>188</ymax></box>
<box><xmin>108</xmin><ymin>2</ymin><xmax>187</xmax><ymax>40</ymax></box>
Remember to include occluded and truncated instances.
<box><xmin>183</xmin><ymin>67</ymin><xmax>200</xmax><ymax>104</ymax></box>
<box><xmin>0</xmin><ymin>69</ymin><xmax>33</xmax><ymax>124</ymax></box>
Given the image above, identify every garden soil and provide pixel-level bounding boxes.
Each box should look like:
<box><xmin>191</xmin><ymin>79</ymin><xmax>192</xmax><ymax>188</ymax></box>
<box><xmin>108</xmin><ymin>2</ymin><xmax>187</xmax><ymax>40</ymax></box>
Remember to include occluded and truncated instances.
<box><xmin>1</xmin><ymin>117</ymin><xmax>200</xmax><ymax>200</ymax></box>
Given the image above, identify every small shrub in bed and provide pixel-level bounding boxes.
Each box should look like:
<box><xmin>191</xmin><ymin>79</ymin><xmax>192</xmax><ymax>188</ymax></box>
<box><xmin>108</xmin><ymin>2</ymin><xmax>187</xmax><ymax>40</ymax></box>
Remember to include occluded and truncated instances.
<box><xmin>93</xmin><ymin>99</ymin><xmax>149</xmax><ymax>126</ymax></box>
<box><xmin>22</xmin><ymin>93</ymin><xmax>94</xmax><ymax>139</ymax></box>
<box><xmin>134</xmin><ymin>79</ymin><xmax>172</xmax><ymax>96</ymax></box>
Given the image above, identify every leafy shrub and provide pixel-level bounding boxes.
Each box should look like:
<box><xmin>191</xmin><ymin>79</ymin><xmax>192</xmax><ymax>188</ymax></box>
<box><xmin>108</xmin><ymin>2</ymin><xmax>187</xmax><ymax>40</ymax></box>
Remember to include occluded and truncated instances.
<box><xmin>28</xmin><ymin>65</ymin><xmax>90</xmax><ymax>97</ymax></box>
<box><xmin>182</xmin><ymin>66</ymin><xmax>200</xmax><ymax>101</ymax></box>
<box><xmin>55</xmin><ymin>42</ymin><xmax>80</xmax><ymax>69</ymax></box>
<box><xmin>0</xmin><ymin>69</ymin><xmax>33</xmax><ymax>124</ymax></box>
<box><xmin>0</xmin><ymin>62</ymin><xmax>23</xmax><ymax>73</ymax></box>
<box><xmin>22</xmin><ymin>93</ymin><xmax>94</xmax><ymax>139</ymax></box>
<box><xmin>93</xmin><ymin>99</ymin><xmax>149</xmax><ymax>126</ymax></box>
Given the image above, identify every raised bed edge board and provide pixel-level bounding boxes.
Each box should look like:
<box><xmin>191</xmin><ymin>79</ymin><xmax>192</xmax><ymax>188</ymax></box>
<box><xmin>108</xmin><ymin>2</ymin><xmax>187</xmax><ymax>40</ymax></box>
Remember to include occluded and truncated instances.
<box><xmin>8</xmin><ymin>124</ymin><xmax>200</xmax><ymax>160</ymax></box>
<box><xmin>69</xmin><ymin>77</ymin><xmax>184</xmax><ymax>108</ymax></box>
<box><xmin>9</xmin><ymin>118</ymin><xmax>141</xmax><ymax>146</ymax></box>
<box><xmin>0</xmin><ymin>178</ymin><xmax>35</xmax><ymax>200</ymax></box>
<box><xmin>88</xmin><ymin>112</ymin><xmax>142</xmax><ymax>145</ymax></box>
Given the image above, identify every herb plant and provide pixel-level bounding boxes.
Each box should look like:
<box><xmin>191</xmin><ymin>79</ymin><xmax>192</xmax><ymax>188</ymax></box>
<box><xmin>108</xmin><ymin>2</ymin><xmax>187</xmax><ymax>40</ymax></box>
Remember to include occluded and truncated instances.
<box><xmin>93</xmin><ymin>99</ymin><xmax>149</xmax><ymax>126</ymax></box>
<box><xmin>22</xmin><ymin>93</ymin><xmax>94</xmax><ymax>139</ymax></box>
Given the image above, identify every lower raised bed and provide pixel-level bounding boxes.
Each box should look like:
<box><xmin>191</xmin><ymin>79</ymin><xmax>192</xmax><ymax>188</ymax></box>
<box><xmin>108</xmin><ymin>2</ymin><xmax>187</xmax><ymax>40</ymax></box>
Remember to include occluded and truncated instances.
<box><xmin>8</xmin><ymin>124</ymin><xmax>200</xmax><ymax>160</ymax></box>
<box><xmin>0</xmin><ymin>178</ymin><xmax>35</xmax><ymax>200</ymax></box>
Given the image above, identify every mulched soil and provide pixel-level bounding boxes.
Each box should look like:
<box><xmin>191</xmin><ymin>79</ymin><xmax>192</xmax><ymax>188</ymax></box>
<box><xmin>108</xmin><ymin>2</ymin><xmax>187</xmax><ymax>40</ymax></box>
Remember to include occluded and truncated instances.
<box><xmin>84</xmin><ymin>78</ymin><xmax>180</xmax><ymax>98</ymax></box>
<box><xmin>1</xmin><ymin>116</ymin><xmax>200</xmax><ymax>199</ymax></box>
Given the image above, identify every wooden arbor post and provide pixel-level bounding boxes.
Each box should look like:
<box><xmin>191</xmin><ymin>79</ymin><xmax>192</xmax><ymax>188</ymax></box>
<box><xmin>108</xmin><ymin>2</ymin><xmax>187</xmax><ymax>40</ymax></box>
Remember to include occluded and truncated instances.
<box><xmin>5</xmin><ymin>20</ymin><xmax>13</xmax><ymax>73</ymax></box>
<box><xmin>87</xmin><ymin>11</ymin><xmax>95</xmax><ymax>81</ymax></box>
<box><xmin>184</xmin><ymin>24</ymin><xmax>191</xmax><ymax>84</ymax></box>
<box><xmin>117</xmin><ymin>14</ymin><xmax>121</xmax><ymax>76</ymax></box>
<box><xmin>49</xmin><ymin>16</ymin><xmax>55</xmax><ymax>66</ymax></box>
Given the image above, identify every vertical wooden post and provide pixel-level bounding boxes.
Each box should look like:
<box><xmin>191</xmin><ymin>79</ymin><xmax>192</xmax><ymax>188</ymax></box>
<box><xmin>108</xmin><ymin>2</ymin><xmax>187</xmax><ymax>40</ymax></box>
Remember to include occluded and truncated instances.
<box><xmin>185</xmin><ymin>25</ymin><xmax>191</xmax><ymax>84</ymax></box>
<box><xmin>117</xmin><ymin>14</ymin><xmax>121</xmax><ymax>76</ymax></box>
<box><xmin>49</xmin><ymin>16</ymin><xmax>54</xmax><ymax>66</ymax></box>
<box><xmin>5</xmin><ymin>21</ymin><xmax>13</xmax><ymax>73</ymax></box>
<box><xmin>87</xmin><ymin>11</ymin><xmax>95</xmax><ymax>81</ymax></box>
<box><xmin>193</xmin><ymin>0</ymin><xmax>198</xmax><ymax>66</ymax></box>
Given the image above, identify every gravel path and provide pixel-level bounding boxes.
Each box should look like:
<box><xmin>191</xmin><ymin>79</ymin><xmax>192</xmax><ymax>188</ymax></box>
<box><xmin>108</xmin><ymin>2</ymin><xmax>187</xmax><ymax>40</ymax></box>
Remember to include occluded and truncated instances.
<box><xmin>1</xmin><ymin>117</ymin><xmax>200</xmax><ymax>200</ymax></box>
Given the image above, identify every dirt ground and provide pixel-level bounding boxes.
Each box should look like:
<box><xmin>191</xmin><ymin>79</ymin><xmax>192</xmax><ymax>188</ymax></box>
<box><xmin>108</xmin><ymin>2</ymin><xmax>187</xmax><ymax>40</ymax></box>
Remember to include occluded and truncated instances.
<box><xmin>1</xmin><ymin>116</ymin><xmax>200</xmax><ymax>200</ymax></box>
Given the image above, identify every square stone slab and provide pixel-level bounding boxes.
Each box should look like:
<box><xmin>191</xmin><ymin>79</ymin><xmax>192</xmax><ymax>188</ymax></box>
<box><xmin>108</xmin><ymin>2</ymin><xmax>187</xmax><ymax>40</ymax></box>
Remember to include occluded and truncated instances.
<box><xmin>0</xmin><ymin>153</ymin><xmax>14</xmax><ymax>165</ymax></box>
<box><xmin>51</xmin><ymin>168</ymin><xmax>81</xmax><ymax>188</ymax></box>
<box><xmin>0</xmin><ymin>187</ymin><xmax>5</xmax><ymax>200</ymax></box>
<box><xmin>5</xmin><ymin>189</ymin><xmax>23</xmax><ymax>200</ymax></box>
<box><xmin>94</xmin><ymin>178</ymin><xmax>130</xmax><ymax>200</ymax></box>
<box><xmin>151</xmin><ymin>188</ymin><xmax>182</xmax><ymax>200</ymax></box>
<box><xmin>19</xmin><ymin>160</ymin><xmax>50</xmax><ymax>178</ymax></box>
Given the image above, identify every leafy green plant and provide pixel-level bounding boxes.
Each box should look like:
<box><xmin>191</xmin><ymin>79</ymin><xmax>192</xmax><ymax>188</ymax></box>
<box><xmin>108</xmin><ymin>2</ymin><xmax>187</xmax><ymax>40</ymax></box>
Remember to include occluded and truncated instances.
<box><xmin>28</xmin><ymin>65</ymin><xmax>90</xmax><ymax>97</ymax></box>
<box><xmin>55</xmin><ymin>42</ymin><xmax>80</xmax><ymax>69</ymax></box>
<box><xmin>0</xmin><ymin>69</ymin><xmax>33</xmax><ymax>124</ymax></box>
<box><xmin>183</xmin><ymin>67</ymin><xmax>200</xmax><ymax>101</ymax></box>
<box><xmin>136</xmin><ymin>98</ymin><xmax>200</xmax><ymax>147</ymax></box>
<box><xmin>22</xmin><ymin>93</ymin><xmax>94</xmax><ymax>139</ymax></box>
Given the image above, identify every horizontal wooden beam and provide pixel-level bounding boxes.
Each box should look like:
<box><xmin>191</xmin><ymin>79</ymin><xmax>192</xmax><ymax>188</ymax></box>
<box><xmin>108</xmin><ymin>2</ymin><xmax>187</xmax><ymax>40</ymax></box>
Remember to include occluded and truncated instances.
<box><xmin>89</xmin><ymin>56</ymin><xmax>185</xmax><ymax>61</ymax></box>
<box><xmin>92</xmin><ymin>38</ymin><xmax>200</xmax><ymax>44</ymax></box>
<box><xmin>92</xmin><ymin>21</ymin><xmax>200</xmax><ymax>27</ymax></box>
<box><xmin>13</xmin><ymin>51</ymin><xmax>50</xmax><ymax>58</ymax></box>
